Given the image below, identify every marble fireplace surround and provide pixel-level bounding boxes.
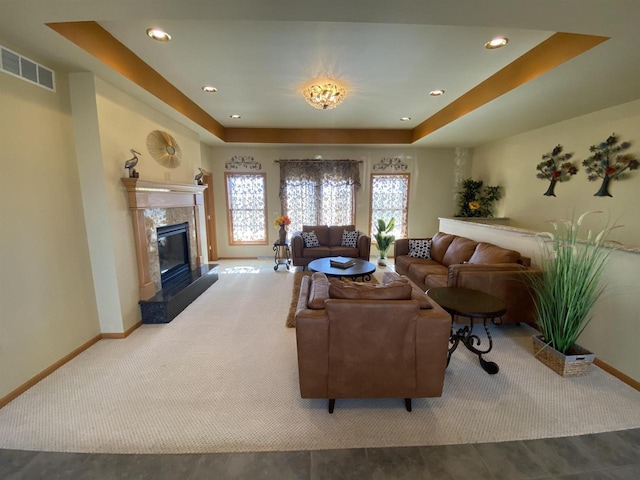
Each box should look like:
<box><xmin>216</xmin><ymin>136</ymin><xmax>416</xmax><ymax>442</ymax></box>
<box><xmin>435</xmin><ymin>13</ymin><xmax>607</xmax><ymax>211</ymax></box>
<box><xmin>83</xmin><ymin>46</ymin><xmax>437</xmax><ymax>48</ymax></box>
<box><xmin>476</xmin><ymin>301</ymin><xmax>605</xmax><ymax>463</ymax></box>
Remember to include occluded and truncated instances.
<box><xmin>121</xmin><ymin>178</ymin><xmax>207</xmax><ymax>300</ymax></box>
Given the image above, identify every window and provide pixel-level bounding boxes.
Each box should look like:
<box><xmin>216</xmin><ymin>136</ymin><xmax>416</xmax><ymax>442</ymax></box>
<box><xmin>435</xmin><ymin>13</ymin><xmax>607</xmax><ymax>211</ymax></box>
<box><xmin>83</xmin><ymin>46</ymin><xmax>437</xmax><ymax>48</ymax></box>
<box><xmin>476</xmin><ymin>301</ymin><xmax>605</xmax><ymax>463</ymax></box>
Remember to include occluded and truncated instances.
<box><xmin>283</xmin><ymin>180</ymin><xmax>354</xmax><ymax>233</ymax></box>
<box><xmin>279</xmin><ymin>160</ymin><xmax>360</xmax><ymax>233</ymax></box>
<box><xmin>370</xmin><ymin>174</ymin><xmax>410</xmax><ymax>239</ymax></box>
<box><xmin>225</xmin><ymin>173</ymin><xmax>267</xmax><ymax>245</ymax></box>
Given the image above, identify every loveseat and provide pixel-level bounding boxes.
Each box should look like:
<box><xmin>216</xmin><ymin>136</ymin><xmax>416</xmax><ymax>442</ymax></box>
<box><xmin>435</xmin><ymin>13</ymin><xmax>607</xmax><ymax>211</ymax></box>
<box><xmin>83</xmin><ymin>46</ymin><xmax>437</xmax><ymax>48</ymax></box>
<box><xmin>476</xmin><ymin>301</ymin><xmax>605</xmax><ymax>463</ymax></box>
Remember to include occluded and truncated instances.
<box><xmin>290</xmin><ymin>225</ymin><xmax>371</xmax><ymax>268</ymax></box>
<box><xmin>394</xmin><ymin>232</ymin><xmax>540</xmax><ymax>325</ymax></box>
<box><xmin>294</xmin><ymin>271</ymin><xmax>450</xmax><ymax>412</ymax></box>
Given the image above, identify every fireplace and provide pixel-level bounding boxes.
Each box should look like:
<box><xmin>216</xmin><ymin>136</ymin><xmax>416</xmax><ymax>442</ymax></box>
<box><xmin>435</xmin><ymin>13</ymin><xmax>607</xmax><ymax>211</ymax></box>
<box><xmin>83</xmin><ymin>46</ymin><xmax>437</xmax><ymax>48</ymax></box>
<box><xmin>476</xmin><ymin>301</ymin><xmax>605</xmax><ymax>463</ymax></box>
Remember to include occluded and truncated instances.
<box><xmin>122</xmin><ymin>178</ymin><xmax>218</xmax><ymax>324</ymax></box>
<box><xmin>157</xmin><ymin>222</ymin><xmax>191</xmax><ymax>286</ymax></box>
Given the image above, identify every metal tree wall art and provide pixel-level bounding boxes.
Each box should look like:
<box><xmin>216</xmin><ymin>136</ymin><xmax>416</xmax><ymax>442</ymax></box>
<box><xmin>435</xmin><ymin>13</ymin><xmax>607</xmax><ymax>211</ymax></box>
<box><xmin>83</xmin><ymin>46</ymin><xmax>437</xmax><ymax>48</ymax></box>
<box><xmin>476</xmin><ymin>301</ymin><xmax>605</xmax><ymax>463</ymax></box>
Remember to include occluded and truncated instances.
<box><xmin>582</xmin><ymin>133</ymin><xmax>638</xmax><ymax>197</ymax></box>
<box><xmin>536</xmin><ymin>144</ymin><xmax>577</xmax><ymax>196</ymax></box>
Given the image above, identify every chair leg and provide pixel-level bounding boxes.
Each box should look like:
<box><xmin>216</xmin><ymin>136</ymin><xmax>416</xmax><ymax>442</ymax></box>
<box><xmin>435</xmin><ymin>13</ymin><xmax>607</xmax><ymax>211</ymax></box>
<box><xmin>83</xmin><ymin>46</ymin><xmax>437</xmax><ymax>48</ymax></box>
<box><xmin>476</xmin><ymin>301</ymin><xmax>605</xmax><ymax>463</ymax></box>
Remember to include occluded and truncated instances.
<box><xmin>405</xmin><ymin>398</ymin><xmax>412</xmax><ymax>412</ymax></box>
<box><xmin>328</xmin><ymin>399</ymin><xmax>335</xmax><ymax>413</ymax></box>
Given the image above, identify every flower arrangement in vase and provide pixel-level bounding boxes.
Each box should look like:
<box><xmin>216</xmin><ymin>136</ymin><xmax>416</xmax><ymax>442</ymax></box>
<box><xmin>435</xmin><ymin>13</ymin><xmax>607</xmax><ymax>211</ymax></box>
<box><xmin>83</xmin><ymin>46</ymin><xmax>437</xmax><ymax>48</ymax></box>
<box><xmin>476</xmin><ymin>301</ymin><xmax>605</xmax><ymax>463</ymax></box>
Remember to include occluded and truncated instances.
<box><xmin>274</xmin><ymin>215</ymin><xmax>291</xmax><ymax>243</ymax></box>
<box><xmin>455</xmin><ymin>178</ymin><xmax>502</xmax><ymax>218</ymax></box>
<box><xmin>582</xmin><ymin>133</ymin><xmax>638</xmax><ymax>197</ymax></box>
<box><xmin>535</xmin><ymin>144</ymin><xmax>577</xmax><ymax>196</ymax></box>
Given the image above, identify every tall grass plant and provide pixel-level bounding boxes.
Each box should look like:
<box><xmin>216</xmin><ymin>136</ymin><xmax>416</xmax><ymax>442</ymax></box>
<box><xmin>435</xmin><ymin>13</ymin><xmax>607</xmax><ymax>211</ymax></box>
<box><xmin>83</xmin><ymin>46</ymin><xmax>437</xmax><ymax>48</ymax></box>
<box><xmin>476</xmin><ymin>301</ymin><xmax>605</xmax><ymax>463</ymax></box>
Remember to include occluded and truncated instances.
<box><xmin>528</xmin><ymin>211</ymin><xmax>621</xmax><ymax>354</ymax></box>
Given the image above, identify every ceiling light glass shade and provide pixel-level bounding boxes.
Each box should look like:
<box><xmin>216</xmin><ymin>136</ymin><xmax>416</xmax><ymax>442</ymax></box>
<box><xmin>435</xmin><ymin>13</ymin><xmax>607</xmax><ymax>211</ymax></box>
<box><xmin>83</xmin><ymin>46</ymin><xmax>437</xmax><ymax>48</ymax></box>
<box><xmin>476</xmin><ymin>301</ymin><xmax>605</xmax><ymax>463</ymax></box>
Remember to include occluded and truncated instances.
<box><xmin>429</xmin><ymin>89</ymin><xmax>445</xmax><ymax>96</ymax></box>
<box><xmin>302</xmin><ymin>82</ymin><xmax>347</xmax><ymax>110</ymax></box>
<box><xmin>202</xmin><ymin>85</ymin><xmax>217</xmax><ymax>93</ymax></box>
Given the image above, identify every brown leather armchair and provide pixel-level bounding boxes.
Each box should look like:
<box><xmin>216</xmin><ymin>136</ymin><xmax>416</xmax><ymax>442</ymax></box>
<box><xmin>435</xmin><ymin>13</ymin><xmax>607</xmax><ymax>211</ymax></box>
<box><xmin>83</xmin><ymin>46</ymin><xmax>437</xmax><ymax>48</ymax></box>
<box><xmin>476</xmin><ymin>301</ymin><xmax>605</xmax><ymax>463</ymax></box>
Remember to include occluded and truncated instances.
<box><xmin>294</xmin><ymin>272</ymin><xmax>451</xmax><ymax>412</ymax></box>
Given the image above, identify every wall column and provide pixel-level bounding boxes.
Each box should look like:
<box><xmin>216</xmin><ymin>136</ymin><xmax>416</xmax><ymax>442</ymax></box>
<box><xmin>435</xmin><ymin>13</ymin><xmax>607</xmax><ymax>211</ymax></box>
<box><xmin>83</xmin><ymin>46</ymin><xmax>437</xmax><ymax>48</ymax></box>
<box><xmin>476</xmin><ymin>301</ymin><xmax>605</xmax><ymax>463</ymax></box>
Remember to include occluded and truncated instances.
<box><xmin>69</xmin><ymin>72</ymin><xmax>124</xmax><ymax>334</ymax></box>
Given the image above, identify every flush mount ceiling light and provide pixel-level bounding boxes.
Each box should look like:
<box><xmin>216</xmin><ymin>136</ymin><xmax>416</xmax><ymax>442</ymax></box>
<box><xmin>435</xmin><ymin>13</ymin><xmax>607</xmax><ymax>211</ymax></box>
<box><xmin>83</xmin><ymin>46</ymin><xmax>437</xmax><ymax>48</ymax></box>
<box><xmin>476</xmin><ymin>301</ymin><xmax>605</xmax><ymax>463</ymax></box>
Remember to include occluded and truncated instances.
<box><xmin>485</xmin><ymin>37</ymin><xmax>508</xmax><ymax>49</ymax></box>
<box><xmin>429</xmin><ymin>89</ymin><xmax>445</xmax><ymax>96</ymax></box>
<box><xmin>202</xmin><ymin>85</ymin><xmax>217</xmax><ymax>93</ymax></box>
<box><xmin>302</xmin><ymin>81</ymin><xmax>347</xmax><ymax>110</ymax></box>
<box><xmin>146</xmin><ymin>28</ymin><xmax>171</xmax><ymax>42</ymax></box>
<box><xmin>230</xmin><ymin>114</ymin><xmax>241</xmax><ymax>119</ymax></box>
<box><xmin>400</xmin><ymin>117</ymin><xmax>412</xmax><ymax>122</ymax></box>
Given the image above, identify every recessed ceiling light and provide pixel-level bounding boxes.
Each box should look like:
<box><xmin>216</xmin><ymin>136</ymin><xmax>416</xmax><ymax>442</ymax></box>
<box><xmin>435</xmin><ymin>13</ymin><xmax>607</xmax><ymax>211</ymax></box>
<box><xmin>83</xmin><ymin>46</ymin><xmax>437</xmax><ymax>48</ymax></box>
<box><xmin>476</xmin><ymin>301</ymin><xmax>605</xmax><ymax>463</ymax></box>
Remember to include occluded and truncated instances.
<box><xmin>146</xmin><ymin>28</ymin><xmax>171</xmax><ymax>42</ymax></box>
<box><xmin>230</xmin><ymin>114</ymin><xmax>241</xmax><ymax>119</ymax></box>
<box><xmin>202</xmin><ymin>86</ymin><xmax>217</xmax><ymax>93</ymax></box>
<box><xmin>429</xmin><ymin>89</ymin><xmax>445</xmax><ymax>96</ymax></box>
<box><xmin>400</xmin><ymin>117</ymin><xmax>412</xmax><ymax>122</ymax></box>
<box><xmin>485</xmin><ymin>37</ymin><xmax>508</xmax><ymax>49</ymax></box>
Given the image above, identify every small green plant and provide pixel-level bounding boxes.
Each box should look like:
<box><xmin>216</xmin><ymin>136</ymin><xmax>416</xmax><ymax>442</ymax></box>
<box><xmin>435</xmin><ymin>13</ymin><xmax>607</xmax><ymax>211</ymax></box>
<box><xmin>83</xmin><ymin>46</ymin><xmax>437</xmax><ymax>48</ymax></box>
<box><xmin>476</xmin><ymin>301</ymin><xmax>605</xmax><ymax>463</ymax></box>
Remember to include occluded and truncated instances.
<box><xmin>528</xmin><ymin>211</ymin><xmax>620</xmax><ymax>354</ymax></box>
<box><xmin>374</xmin><ymin>218</ymin><xmax>396</xmax><ymax>259</ymax></box>
<box><xmin>455</xmin><ymin>178</ymin><xmax>502</xmax><ymax>217</ymax></box>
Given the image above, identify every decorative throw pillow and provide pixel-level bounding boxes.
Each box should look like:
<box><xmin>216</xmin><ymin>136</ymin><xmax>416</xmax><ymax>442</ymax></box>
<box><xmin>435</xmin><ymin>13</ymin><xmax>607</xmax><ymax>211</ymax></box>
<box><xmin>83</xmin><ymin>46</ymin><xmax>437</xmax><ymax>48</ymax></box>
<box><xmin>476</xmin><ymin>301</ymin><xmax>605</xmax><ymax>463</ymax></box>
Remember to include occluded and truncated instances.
<box><xmin>301</xmin><ymin>230</ymin><xmax>321</xmax><ymax>248</ymax></box>
<box><xmin>408</xmin><ymin>239</ymin><xmax>432</xmax><ymax>258</ymax></box>
<box><xmin>341</xmin><ymin>229</ymin><xmax>359</xmax><ymax>248</ymax></box>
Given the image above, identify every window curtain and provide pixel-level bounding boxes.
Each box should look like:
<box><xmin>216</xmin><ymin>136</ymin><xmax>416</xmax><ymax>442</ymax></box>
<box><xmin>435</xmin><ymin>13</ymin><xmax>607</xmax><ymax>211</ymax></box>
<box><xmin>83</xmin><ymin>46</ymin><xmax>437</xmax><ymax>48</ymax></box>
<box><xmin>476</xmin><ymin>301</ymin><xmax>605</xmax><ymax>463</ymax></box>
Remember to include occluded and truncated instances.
<box><xmin>278</xmin><ymin>159</ymin><xmax>361</xmax><ymax>232</ymax></box>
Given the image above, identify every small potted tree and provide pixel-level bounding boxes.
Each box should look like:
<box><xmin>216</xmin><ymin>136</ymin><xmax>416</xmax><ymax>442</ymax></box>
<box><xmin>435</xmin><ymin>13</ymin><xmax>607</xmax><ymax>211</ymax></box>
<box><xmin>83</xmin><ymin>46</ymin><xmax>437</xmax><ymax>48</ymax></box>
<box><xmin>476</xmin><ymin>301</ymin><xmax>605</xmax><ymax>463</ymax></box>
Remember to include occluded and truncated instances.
<box><xmin>528</xmin><ymin>211</ymin><xmax>620</xmax><ymax>376</ymax></box>
<box><xmin>374</xmin><ymin>218</ymin><xmax>395</xmax><ymax>266</ymax></box>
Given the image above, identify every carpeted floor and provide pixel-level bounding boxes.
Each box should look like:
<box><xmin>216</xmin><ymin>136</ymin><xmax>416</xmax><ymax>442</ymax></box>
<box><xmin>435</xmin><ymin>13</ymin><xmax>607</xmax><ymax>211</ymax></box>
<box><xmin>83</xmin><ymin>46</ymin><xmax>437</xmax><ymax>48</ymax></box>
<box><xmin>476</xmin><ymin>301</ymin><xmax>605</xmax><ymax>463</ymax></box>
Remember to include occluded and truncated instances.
<box><xmin>0</xmin><ymin>260</ymin><xmax>638</xmax><ymax>454</ymax></box>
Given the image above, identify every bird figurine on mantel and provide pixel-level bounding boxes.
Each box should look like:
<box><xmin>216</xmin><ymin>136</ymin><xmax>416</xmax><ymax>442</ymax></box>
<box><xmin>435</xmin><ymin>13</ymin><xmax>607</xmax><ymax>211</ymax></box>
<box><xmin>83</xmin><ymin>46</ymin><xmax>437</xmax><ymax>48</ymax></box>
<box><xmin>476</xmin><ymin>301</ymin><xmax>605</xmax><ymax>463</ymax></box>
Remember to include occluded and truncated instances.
<box><xmin>194</xmin><ymin>167</ymin><xmax>205</xmax><ymax>185</ymax></box>
<box><xmin>124</xmin><ymin>149</ymin><xmax>141</xmax><ymax>178</ymax></box>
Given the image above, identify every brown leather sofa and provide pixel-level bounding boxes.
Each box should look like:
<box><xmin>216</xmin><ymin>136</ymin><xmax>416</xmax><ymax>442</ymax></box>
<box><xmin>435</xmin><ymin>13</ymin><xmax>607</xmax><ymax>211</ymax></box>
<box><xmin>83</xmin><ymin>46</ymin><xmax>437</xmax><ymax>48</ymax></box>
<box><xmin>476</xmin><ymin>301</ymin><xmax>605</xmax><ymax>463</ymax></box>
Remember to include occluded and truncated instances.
<box><xmin>394</xmin><ymin>232</ymin><xmax>540</xmax><ymax>325</ymax></box>
<box><xmin>294</xmin><ymin>271</ymin><xmax>451</xmax><ymax>412</ymax></box>
<box><xmin>290</xmin><ymin>225</ymin><xmax>371</xmax><ymax>268</ymax></box>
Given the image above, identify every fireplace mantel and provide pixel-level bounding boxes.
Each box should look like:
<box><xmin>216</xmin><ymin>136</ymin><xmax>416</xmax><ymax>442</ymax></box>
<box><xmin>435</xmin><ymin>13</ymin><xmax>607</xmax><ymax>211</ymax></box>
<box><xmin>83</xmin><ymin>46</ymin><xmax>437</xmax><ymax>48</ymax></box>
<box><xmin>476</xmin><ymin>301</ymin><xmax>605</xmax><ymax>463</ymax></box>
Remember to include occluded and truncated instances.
<box><xmin>121</xmin><ymin>177</ymin><xmax>208</xmax><ymax>299</ymax></box>
<box><xmin>121</xmin><ymin>178</ymin><xmax>207</xmax><ymax>209</ymax></box>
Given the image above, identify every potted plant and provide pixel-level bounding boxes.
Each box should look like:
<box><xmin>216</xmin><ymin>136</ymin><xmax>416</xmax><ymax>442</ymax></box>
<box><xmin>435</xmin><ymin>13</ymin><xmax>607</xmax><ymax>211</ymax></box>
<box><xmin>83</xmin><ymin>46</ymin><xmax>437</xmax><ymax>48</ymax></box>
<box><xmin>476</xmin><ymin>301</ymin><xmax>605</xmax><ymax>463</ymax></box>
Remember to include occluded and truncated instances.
<box><xmin>455</xmin><ymin>178</ymin><xmax>502</xmax><ymax>217</ymax></box>
<box><xmin>374</xmin><ymin>218</ymin><xmax>395</xmax><ymax>266</ymax></box>
<box><xmin>527</xmin><ymin>211</ymin><xmax>620</xmax><ymax>376</ymax></box>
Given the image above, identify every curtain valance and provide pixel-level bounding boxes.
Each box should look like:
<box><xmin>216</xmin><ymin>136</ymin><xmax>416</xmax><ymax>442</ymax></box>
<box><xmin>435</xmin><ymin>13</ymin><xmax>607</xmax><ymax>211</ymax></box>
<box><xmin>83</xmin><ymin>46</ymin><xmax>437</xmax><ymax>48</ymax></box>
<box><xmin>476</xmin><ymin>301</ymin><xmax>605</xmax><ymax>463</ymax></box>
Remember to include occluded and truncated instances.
<box><xmin>277</xmin><ymin>159</ymin><xmax>362</xmax><ymax>190</ymax></box>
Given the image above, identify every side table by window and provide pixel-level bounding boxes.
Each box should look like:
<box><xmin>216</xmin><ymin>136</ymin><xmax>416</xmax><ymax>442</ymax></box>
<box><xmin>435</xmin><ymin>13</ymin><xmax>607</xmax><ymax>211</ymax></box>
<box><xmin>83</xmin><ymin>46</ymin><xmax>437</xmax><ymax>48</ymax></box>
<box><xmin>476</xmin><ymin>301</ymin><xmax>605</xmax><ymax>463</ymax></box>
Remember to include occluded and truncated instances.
<box><xmin>273</xmin><ymin>241</ymin><xmax>291</xmax><ymax>271</ymax></box>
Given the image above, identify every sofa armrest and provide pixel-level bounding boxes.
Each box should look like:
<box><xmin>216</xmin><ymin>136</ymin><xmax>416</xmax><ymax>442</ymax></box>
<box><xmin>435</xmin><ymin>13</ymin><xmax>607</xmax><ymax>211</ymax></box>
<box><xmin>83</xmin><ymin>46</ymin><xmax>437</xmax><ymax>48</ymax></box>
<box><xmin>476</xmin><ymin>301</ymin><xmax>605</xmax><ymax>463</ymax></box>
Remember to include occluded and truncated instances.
<box><xmin>357</xmin><ymin>233</ymin><xmax>371</xmax><ymax>260</ymax></box>
<box><xmin>296</xmin><ymin>312</ymin><xmax>330</xmax><ymax>398</ymax></box>
<box><xmin>447</xmin><ymin>262</ymin><xmax>528</xmax><ymax>284</ymax></box>
<box><xmin>447</xmin><ymin>263</ymin><xmax>540</xmax><ymax>324</ymax></box>
<box><xmin>394</xmin><ymin>238</ymin><xmax>410</xmax><ymax>257</ymax></box>
<box><xmin>290</xmin><ymin>232</ymin><xmax>304</xmax><ymax>262</ymax></box>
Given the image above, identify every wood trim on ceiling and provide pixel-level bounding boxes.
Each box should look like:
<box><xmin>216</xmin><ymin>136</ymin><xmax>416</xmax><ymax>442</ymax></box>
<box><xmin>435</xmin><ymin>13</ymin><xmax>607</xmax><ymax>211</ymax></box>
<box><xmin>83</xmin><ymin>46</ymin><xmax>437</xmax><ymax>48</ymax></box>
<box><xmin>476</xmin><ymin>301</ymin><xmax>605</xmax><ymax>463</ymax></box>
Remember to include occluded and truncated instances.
<box><xmin>224</xmin><ymin>128</ymin><xmax>412</xmax><ymax>144</ymax></box>
<box><xmin>47</xmin><ymin>22</ymin><xmax>607</xmax><ymax>145</ymax></box>
<box><xmin>412</xmin><ymin>32</ymin><xmax>608</xmax><ymax>142</ymax></box>
<box><xmin>46</xmin><ymin>21</ymin><xmax>226</xmax><ymax>140</ymax></box>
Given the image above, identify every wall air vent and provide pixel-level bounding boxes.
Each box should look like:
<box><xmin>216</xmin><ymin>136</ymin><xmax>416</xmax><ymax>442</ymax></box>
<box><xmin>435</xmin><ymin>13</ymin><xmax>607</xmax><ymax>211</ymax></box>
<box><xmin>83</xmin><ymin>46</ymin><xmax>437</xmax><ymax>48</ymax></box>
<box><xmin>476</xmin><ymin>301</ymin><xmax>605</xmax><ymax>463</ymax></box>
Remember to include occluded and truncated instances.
<box><xmin>1</xmin><ymin>45</ymin><xmax>55</xmax><ymax>91</ymax></box>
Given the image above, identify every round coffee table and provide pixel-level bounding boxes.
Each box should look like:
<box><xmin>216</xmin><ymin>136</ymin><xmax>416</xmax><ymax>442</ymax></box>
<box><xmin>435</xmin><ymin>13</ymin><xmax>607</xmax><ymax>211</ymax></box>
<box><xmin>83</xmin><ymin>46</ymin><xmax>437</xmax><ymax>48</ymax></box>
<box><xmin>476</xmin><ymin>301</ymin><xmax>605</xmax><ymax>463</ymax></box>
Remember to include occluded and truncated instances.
<box><xmin>308</xmin><ymin>257</ymin><xmax>376</xmax><ymax>281</ymax></box>
<box><xmin>427</xmin><ymin>287</ymin><xmax>507</xmax><ymax>375</ymax></box>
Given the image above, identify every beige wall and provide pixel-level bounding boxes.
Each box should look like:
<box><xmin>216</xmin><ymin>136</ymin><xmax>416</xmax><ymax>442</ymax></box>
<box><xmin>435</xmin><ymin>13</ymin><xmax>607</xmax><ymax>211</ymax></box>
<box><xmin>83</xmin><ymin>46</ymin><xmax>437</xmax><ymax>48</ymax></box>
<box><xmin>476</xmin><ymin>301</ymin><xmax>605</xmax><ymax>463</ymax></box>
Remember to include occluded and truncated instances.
<box><xmin>471</xmin><ymin>99</ymin><xmax>640</xmax><ymax>247</ymax></box>
<box><xmin>0</xmin><ymin>69</ymin><xmax>100</xmax><ymax>399</ymax></box>
<box><xmin>461</xmin><ymin>98</ymin><xmax>640</xmax><ymax>382</ymax></box>
<box><xmin>93</xmin><ymin>77</ymin><xmax>206</xmax><ymax>331</ymax></box>
<box><xmin>203</xmin><ymin>146</ymin><xmax>456</xmax><ymax>258</ymax></box>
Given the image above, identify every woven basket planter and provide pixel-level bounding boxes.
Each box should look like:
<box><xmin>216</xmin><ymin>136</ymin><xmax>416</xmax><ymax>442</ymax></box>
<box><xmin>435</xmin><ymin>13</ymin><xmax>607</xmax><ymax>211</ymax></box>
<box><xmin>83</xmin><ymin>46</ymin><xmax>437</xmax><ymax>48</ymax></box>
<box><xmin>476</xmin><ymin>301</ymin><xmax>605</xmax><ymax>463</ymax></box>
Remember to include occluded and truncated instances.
<box><xmin>532</xmin><ymin>335</ymin><xmax>595</xmax><ymax>377</ymax></box>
